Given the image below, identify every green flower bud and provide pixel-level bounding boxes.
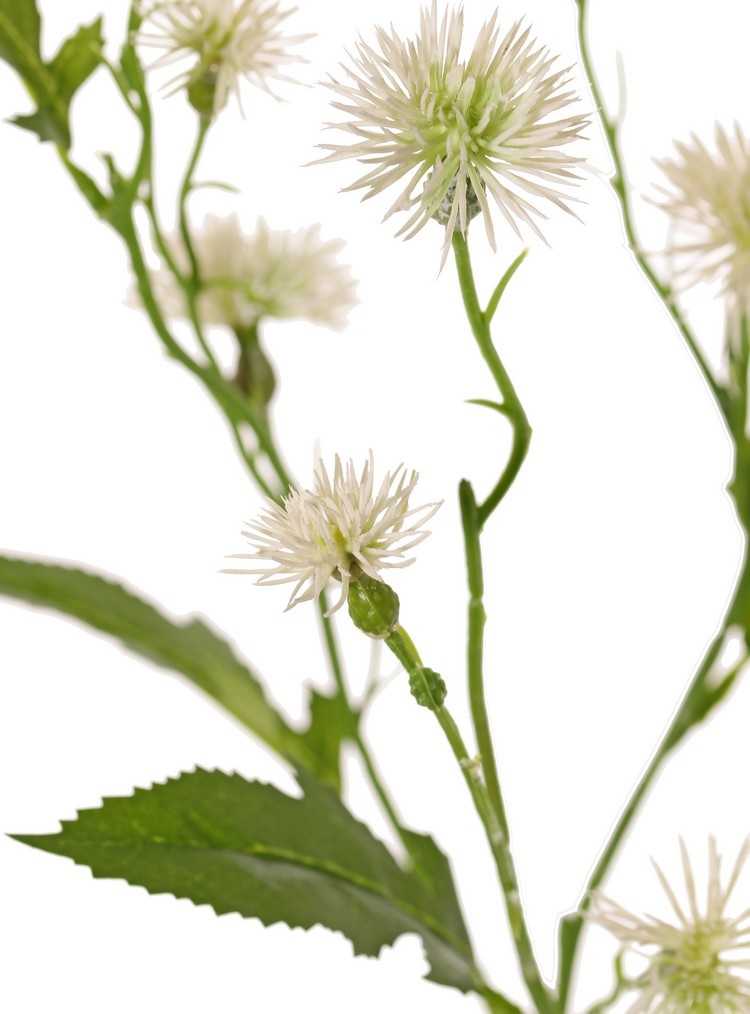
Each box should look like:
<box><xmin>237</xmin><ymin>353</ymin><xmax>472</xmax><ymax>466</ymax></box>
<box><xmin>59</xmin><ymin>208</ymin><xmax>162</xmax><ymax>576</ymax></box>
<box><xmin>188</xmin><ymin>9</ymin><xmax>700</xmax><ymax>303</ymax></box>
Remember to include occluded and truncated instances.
<box><xmin>409</xmin><ymin>666</ymin><xmax>447</xmax><ymax>710</ymax></box>
<box><xmin>347</xmin><ymin>574</ymin><xmax>400</xmax><ymax>639</ymax></box>
<box><xmin>234</xmin><ymin>325</ymin><xmax>276</xmax><ymax>410</ymax></box>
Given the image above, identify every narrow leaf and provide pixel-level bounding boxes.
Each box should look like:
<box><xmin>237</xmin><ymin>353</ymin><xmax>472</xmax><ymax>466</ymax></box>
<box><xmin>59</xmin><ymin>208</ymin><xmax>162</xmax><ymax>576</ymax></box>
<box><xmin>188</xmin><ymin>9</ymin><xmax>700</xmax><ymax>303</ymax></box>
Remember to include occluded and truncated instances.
<box><xmin>0</xmin><ymin>555</ymin><xmax>333</xmax><ymax>782</ymax></box>
<box><xmin>12</xmin><ymin>768</ymin><xmax>481</xmax><ymax>994</ymax></box>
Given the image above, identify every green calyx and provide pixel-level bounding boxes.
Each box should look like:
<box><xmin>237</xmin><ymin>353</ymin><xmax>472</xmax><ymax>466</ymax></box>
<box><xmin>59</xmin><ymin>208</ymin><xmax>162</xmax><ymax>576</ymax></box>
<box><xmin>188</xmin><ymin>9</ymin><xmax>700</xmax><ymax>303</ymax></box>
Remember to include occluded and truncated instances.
<box><xmin>187</xmin><ymin>69</ymin><xmax>219</xmax><ymax>120</ymax></box>
<box><xmin>347</xmin><ymin>574</ymin><xmax>400</xmax><ymax>639</ymax></box>
<box><xmin>233</xmin><ymin>325</ymin><xmax>277</xmax><ymax>411</ymax></box>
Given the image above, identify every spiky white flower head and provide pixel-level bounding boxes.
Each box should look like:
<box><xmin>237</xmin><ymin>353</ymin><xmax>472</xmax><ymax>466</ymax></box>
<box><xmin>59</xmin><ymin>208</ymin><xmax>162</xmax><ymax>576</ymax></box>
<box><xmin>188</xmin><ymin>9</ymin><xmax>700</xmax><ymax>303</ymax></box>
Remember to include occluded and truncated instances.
<box><xmin>317</xmin><ymin>1</ymin><xmax>587</xmax><ymax>263</ymax></box>
<box><xmin>135</xmin><ymin>0</ymin><xmax>310</xmax><ymax>114</ymax></box>
<box><xmin>226</xmin><ymin>452</ymin><xmax>441</xmax><ymax>613</ymax></box>
<box><xmin>588</xmin><ymin>838</ymin><xmax>750</xmax><ymax>1013</ymax></box>
<box><xmin>150</xmin><ymin>214</ymin><xmax>357</xmax><ymax>331</ymax></box>
<box><xmin>653</xmin><ymin>123</ymin><xmax>750</xmax><ymax>312</ymax></box>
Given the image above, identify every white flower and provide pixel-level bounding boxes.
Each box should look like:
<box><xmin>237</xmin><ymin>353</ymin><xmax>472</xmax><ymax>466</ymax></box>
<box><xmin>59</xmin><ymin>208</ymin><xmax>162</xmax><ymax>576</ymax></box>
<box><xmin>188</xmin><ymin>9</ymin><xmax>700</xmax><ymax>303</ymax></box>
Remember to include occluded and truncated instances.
<box><xmin>588</xmin><ymin>838</ymin><xmax>750</xmax><ymax>1013</ymax></box>
<box><xmin>653</xmin><ymin>123</ymin><xmax>750</xmax><ymax>311</ymax></box>
<box><xmin>136</xmin><ymin>0</ymin><xmax>310</xmax><ymax>114</ymax></box>
<box><xmin>151</xmin><ymin>214</ymin><xmax>358</xmax><ymax>332</ymax></box>
<box><xmin>226</xmin><ymin>453</ymin><xmax>441</xmax><ymax>612</ymax></box>
<box><xmin>317</xmin><ymin>1</ymin><xmax>587</xmax><ymax>262</ymax></box>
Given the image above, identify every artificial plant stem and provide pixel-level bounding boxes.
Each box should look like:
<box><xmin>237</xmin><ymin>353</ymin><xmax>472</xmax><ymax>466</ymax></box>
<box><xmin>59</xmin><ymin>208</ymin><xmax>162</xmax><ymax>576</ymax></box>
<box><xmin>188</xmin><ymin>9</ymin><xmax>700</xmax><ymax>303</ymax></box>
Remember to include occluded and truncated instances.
<box><xmin>316</xmin><ymin>596</ymin><xmax>416</xmax><ymax>866</ymax></box>
<box><xmin>385</xmin><ymin>626</ymin><xmax>556</xmax><ymax>1014</ymax></box>
<box><xmin>574</xmin><ymin>0</ymin><xmax>725</xmax><ymax>417</ymax></box>
<box><xmin>451</xmin><ymin>232</ymin><xmax>531</xmax><ymax>527</ymax></box>
<box><xmin>179</xmin><ymin>116</ymin><xmax>210</xmax><ymax>285</ymax></box>
<box><xmin>459</xmin><ymin>479</ymin><xmax>510</xmax><ymax>843</ymax></box>
<box><xmin>556</xmin><ymin>594</ymin><xmax>748</xmax><ymax>1009</ymax></box>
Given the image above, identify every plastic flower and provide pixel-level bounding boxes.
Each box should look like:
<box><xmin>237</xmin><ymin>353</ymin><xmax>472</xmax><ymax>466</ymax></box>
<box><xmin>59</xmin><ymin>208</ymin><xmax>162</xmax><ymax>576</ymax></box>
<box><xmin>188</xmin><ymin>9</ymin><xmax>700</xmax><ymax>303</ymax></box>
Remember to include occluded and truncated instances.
<box><xmin>653</xmin><ymin>122</ymin><xmax>750</xmax><ymax>310</ymax></box>
<box><xmin>318</xmin><ymin>1</ymin><xmax>587</xmax><ymax>261</ymax></box>
<box><xmin>226</xmin><ymin>453</ymin><xmax>441</xmax><ymax>612</ymax></box>
<box><xmin>588</xmin><ymin>838</ymin><xmax>750</xmax><ymax>1012</ymax></box>
<box><xmin>136</xmin><ymin>0</ymin><xmax>310</xmax><ymax>114</ymax></box>
<box><xmin>151</xmin><ymin>214</ymin><xmax>357</xmax><ymax>332</ymax></box>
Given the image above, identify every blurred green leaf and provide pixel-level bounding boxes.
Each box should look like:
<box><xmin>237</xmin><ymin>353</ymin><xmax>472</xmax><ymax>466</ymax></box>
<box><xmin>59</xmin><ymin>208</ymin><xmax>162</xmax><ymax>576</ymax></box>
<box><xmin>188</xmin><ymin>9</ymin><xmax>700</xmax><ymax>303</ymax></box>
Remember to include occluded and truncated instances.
<box><xmin>0</xmin><ymin>555</ymin><xmax>337</xmax><ymax>783</ymax></box>
<box><xmin>12</xmin><ymin>768</ymin><xmax>480</xmax><ymax>994</ymax></box>
<box><xmin>0</xmin><ymin>1</ymin><xmax>103</xmax><ymax>148</ymax></box>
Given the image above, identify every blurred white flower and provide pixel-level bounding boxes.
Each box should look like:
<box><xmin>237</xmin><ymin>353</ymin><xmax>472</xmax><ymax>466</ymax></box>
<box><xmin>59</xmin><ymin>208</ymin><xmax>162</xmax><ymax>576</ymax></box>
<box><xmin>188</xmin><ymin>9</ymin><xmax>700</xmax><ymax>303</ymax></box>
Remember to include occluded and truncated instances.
<box><xmin>136</xmin><ymin>0</ymin><xmax>310</xmax><ymax>114</ymax></box>
<box><xmin>317</xmin><ymin>1</ymin><xmax>587</xmax><ymax>261</ymax></box>
<box><xmin>151</xmin><ymin>214</ymin><xmax>357</xmax><ymax>331</ymax></box>
<box><xmin>589</xmin><ymin>838</ymin><xmax>750</xmax><ymax>1013</ymax></box>
<box><xmin>653</xmin><ymin>122</ymin><xmax>750</xmax><ymax>311</ymax></box>
<box><xmin>226</xmin><ymin>452</ymin><xmax>441</xmax><ymax>612</ymax></box>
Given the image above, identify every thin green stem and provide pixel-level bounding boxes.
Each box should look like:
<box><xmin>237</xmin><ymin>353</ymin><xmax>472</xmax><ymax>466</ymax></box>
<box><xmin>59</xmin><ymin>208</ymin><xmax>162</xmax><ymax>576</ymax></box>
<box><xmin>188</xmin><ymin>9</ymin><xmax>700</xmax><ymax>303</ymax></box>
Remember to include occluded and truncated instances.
<box><xmin>556</xmin><ymin>598</ymin><xmax>749</xmax><ymax>1009</ymax></box>
<box><xmin>317</xmin><ymin>598</ymin><xmax>424</xmax><ymax>869</ymax></box>
<box><xmin>574</xmin><ymin>0</ymin><xmax>725</xmax><ymax>417</ymax></box>
<box><xmin>451</xmin><ymin>233</ymin><xmax>531</xmax><ymax>528</ymax></box>
<box><xmin>449</xmin><ymin>233</ymin><xmax>548</xmax><ymax>1006</ymax></box>
<box><xmin>385</xmin><ymin>626</ymin><xmax>556</xmax><ymax>1014</ymax></box>
<box><xmin>554</xmin><ymin>8</ymin><xmax>744</xmax><ymax>1007</ymax></box>
<box><xmin>459</xmin><ymin>480</ymin><xmax>510</xmax><ymax>842</ymax></box>
<box><xmin>179</xmin><ymin>117</ymin><xmax>210</xmax><ymax>285</ymax></box>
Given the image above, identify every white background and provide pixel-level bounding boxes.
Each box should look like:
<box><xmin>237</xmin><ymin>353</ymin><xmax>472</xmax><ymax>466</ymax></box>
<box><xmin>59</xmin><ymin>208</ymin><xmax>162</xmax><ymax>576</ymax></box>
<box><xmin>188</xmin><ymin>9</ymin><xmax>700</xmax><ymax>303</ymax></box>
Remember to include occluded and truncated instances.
<box><xmin>2</xmin><ymin>1</ymin><xmax>750</xmax><ymax>1011</ymax></box>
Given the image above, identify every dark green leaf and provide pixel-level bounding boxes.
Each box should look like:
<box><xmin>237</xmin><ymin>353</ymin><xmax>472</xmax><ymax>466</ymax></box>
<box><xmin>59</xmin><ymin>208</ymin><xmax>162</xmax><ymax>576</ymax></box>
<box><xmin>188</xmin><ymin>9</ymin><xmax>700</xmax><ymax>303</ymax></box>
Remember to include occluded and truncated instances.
<box><xmin>0</xmin><ymin>555</ymin><xmax>334</xmax><ymax>782</ymax></box>
<box><xmin>0</xmin><ymin>2</ymin><xmax>103</xmax><ymax>148</ymax></box>
<box><xmin>299</xmin><ymin>686</ymin><xmax>352</xmax><ymax>793</ymax></box>
<box><xmin>13</xmin><ymin>768</ymin><xmax>480</xmax><ymax>994</ymax></box>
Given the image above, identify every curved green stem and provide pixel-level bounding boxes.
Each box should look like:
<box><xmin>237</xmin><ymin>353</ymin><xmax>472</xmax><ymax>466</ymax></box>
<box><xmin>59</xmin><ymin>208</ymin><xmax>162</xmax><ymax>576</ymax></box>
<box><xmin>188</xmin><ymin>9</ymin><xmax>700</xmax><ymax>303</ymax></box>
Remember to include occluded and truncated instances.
<box><xmin>385</xmin><ymin>626</ymin><xmax>556</xmax><ymax>1014</ymax></box>
<box><xmin>451</xmin><ymin>233</ymin><xmax>531</xmax><ymax>528</ymax></box>
<box><xmin>556</xmin><ymin>587</ymin><xmax>749</xmax><ymax>1009</ymax></box>
<box><xmin>555</xmin><ymin>7</ymin><xmax>744</xmax><ymax>1008</ymax></box>
<box><xmin>574</xmin><ymin>0</ymin><xmax>725</xmax><ymax>417</ymax></box>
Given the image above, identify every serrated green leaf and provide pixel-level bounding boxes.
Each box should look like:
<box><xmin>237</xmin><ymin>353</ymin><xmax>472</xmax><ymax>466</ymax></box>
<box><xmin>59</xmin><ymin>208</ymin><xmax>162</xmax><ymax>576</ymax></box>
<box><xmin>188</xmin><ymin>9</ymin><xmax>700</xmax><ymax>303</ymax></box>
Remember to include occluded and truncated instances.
<box><xmin>12</xmin><ymin>768</ymin><xmax>480</xmax><ymax>994</ymax></box>
<box><xmin>0</xmin><ymin>3</ymin><xmax>103</xmax><ymax>148</ymax></box>
<box><xmin>0</xmin><ymin>555</ymin><xmax>335</xmax><ymax>782</ymax></box>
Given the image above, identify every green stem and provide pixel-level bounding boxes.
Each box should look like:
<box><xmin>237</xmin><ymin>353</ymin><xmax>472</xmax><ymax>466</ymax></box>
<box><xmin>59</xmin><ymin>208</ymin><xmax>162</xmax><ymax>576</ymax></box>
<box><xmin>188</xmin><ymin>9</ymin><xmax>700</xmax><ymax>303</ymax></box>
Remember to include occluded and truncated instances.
<box><xmin>555</xmin><ymin>8</ymin><xmax>744</xmax><ymax>1007</ymax></box>
<box><xmin>574</xmin><ymin>0</ymin><xmax>725</xmax><ymax>417</ymax></box>
<box><xmin>385</xmin><ymin>627</ymin><xmax>556</xmax><ymax>1014</ymax></box>
<box><xmin>556</xmin><ymin>588</ymin><xmax>748</xmax><ymax>1009</ymax></box>
<box><xmin>451</xmin><ymin>232</ymin><xmax>531</xmax><ymax>528</ymax></box>
<box><xmin>459</xmin><ymin>479</ymin><xmax>509</xmax><ymax>842</ymax></box>
<box><xmin>317</xmin><ymin>595</ymin><xmax>413</xmax><ymax>860</ymax></box>
<box><xmin>179</xmin><ymin>117</ymin><xmax>210</xmax><ymax>287</ymax></box>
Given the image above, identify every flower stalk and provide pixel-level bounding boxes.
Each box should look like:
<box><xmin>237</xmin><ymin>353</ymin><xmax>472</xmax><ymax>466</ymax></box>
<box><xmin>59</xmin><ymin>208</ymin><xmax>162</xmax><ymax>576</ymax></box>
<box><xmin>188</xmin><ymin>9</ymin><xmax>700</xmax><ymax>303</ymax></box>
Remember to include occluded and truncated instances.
<box><xmin>384</xmin><ymin>624</ymin><xmax>556</xmax><ymax>1014</ymax></box>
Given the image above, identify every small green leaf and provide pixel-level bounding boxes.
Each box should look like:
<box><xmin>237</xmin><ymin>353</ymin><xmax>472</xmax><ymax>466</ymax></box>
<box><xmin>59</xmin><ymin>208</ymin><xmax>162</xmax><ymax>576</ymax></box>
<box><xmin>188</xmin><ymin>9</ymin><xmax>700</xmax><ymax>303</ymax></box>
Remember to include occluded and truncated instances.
<box><xmin>12</xmin><ymin>768</ymin><xmax>481</xmax><ymax>994</ymax></box>
<box><xmin>0</xmin><ymin>555</ymin><xmax>334</xmax><ymax>782</ymax></box>
<box><xmin>299</xmin><ymin>686</ymin><xmax>352</xmax><ymax>793</ymax></box>
<box><xmin>0</xmin><ymin>2</ymin><xmax>103</xmax><ymax>148</ymax></box>
<box><xmin>48</xmin><ymin>18</ymin><xmax>103</xmax><ymax>106</ymax></box>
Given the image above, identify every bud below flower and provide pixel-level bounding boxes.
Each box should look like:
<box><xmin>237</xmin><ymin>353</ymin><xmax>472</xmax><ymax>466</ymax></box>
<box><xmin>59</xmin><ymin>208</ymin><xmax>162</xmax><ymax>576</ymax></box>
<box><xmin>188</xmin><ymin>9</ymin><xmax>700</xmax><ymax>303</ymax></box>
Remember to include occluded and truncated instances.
<box><xmin>347</xmin><ymin>574</ymin><xmax>400</xmax><ymax>639</ymax></box>
<box><xmin>234</xmin><ymin>325</ymin><xmax>277</xmax><ymax>410</ymax></box>
<box><xmin>187</xmin><ymin>70</ymin><xmax>220</xmax><ymax>119</ymax></box>
<box><xmin>431</xmin><ymin>174</ymin><xmax>484</xmax><ymax>228</ymax></box>
<box><xmin>409</xmin><ymin>666</ymin><xmax>447</xmax><ymax>710</ymax></box>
